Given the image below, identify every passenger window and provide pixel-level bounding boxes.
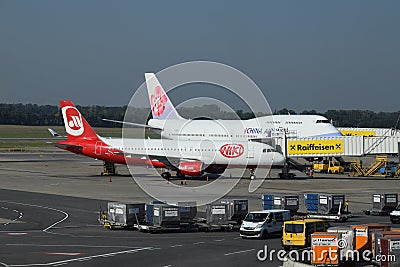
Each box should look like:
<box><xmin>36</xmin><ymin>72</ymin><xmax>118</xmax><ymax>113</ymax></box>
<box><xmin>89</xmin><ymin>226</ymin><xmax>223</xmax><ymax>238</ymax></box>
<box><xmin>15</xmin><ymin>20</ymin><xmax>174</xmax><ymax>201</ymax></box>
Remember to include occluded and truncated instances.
<box><xmin>262</xmin><ymin>149</ymin><xmax>266</xmax><ymax>153</ymax></box>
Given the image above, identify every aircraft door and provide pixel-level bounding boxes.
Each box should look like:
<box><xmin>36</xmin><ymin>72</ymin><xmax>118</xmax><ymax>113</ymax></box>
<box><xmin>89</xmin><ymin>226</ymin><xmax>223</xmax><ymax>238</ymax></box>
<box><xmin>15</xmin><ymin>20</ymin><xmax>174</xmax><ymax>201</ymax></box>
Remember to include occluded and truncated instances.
<box><xmin>247</xmin><ymin>145</ymin><xmax>254</xmax><ymax>158</ymax></box>
<box><xmin>95</xmin><ymin>141</ymin><xmax>102</xmax><ymax>155</ymax></box>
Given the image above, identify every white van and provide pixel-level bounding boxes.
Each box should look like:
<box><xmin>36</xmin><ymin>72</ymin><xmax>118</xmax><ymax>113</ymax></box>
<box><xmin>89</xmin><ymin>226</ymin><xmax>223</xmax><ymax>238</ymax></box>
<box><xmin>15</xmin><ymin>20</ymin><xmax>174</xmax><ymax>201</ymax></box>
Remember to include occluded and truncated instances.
<box><xmin>240</xmin><ymin>210</ymin><xmax>291</xmax><ymax>238</ymax></box>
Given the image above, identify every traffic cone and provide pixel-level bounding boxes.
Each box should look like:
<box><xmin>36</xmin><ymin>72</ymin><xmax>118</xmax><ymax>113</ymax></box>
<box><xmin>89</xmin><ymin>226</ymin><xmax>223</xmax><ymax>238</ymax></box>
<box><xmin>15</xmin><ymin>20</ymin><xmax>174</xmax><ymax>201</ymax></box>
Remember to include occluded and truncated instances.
<box><xmin>184</xmin><ymin>180</ymin><xmax>187</xmax><ymax>185</ymax></box>
<box><xmin>109</xmin><ymin>176</ymin><xmax>112</xmax><ymax>182</ymax></box>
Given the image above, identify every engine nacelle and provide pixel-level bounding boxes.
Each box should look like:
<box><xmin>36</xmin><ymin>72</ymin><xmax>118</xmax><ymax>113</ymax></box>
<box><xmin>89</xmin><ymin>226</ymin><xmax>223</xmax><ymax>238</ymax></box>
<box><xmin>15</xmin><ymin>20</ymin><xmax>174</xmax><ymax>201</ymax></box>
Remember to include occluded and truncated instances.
<box><xmin>179</xmin><ymin>161</ymin><xmax>203</xmax><ymax>176</ymax></box>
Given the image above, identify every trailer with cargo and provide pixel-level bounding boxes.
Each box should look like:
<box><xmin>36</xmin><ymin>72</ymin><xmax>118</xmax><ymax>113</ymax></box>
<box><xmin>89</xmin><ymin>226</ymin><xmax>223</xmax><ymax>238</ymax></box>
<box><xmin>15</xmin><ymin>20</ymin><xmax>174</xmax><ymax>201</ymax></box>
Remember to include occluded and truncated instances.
<box><xmin>390</xmin><ymin>205</ymin><xmax>400</xmax><ymax>223</ymax></box>
<box><xmin>99</xmin><ymin>202</ymin><xmax>146</xmax><ymax>230</ymax></box>
<box><xmin>327</xmin><ymin>226</ymin><xmax>356</xmax><ymax>261</ymax></box>
<box><xmin>351</xmin><ymin>224</ymin><xmax>391</xmax><ymax>253</ymax></box>
<box><xmin>364</xmin><ymin>193</ymin><xmax>398</xmax><ymax>216</ymax></box>
<box><xmin>218</xmin><ymin>199</ymin><xmax>248</xmax><ymax>223</ymax></box>
<box><xmin>136</xmin><ymin>203</ymin><xmax>181</xmax><ymax>232</ymax></box>
<box><xmin>376</xmin><ymin>236</ymin><xmax>400</xmax><ymax>267</ymax></box>
<box><xmin>304</xmin><ymin>193</ymin><xmax>351</xmax><ymax>221</ymax></box>
<box><xmin>196</xmin><ymin>203</ymin><xmax>234</xmax><ymax>231</ymax></box>
<box><xmin>311</xmin><ymin>232</ymin><xmax>342</xmax><ymax>266</ymax></box>
<box><xmin>262</xmin><ymin>194</ymin><xmax>299</xmax><ymax>215</ymax></box>
<box><xmin>371</xmin><ymin>230</ymin><xmax>400</xmax><ymax>263</ymax></box>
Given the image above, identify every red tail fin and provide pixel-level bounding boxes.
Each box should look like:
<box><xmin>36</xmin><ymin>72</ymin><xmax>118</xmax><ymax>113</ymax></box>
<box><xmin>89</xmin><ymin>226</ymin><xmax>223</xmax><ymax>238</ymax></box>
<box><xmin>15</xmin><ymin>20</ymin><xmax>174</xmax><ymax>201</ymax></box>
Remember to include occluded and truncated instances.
<box><xmin>60</xmin><ymin>100</ymin><xmax>100</xmax><ymax>141</ymax></box>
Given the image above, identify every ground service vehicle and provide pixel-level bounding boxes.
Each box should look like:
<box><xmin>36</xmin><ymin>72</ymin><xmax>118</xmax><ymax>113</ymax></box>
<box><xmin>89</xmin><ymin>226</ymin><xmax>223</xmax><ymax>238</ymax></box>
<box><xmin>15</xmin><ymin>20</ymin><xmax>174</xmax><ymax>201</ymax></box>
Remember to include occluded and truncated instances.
<box><xmin>328</xmin><ymin>160</ymin><xmax>344</xmax><ymax>174</ymax></box>
<box><xmin>282</xmin><ymin>219</ymin><xmax>330</xmax><ymax>250</ymax></box>
<box><xmin>390</xmin><ymin>205</ymin><xmax>400</xmax><ymax>223</ymax></box>
<box><xmin>240</xmin><ymin>210</ymin><xmax>290</xmax><ymax>239</ymax></box>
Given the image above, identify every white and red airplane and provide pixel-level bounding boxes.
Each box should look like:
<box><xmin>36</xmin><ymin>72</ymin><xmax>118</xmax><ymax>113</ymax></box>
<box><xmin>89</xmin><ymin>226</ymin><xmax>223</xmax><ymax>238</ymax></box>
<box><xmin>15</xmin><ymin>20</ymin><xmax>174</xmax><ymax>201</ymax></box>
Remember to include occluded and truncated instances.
<box><xmin>56</xmin><ymin>100</ymin><xmax>285</xmax><ymax>179</ymax></box>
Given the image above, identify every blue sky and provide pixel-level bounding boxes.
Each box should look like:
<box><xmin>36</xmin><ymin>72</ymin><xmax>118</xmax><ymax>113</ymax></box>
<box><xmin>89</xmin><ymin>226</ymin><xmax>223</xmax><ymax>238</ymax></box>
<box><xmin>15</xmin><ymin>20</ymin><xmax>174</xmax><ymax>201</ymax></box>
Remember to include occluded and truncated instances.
<box><xmin>1</xmin><ymin>1</ymin><xmax>399</xmax><ymax>112</ymax></box>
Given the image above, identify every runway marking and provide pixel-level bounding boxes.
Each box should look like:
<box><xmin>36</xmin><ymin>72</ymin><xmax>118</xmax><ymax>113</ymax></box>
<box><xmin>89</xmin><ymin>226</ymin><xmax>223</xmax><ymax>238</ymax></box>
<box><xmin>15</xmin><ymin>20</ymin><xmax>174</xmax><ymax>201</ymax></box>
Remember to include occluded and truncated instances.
<box><xmin>7</xmin><ymin>244</ymin><xmax>142</xmax><ymax>249</ymax></box>
<box><xmin>192</xmin><ymin>241</ymin><xmax>205</xmax><ymax>245</ymax></box>
<box><xmin>7</xmin><ymin>247</ymin><xmax>157</xmax><ymax>267</ymax></box>
<box><xmin>1</xmin><ymin>201</ymin><xmax>69</xmax><ymax>233</ymax></box>
<box><xmin>43</xmin><ymin>252</ymin><xmax>84</xmax><ymax>256</ymax></box>
<box><xmin>233</xmin><ymin>237</ymin><xmax>241</xmax><ymax>239</ymax></box>
<box><xmin>224</xmin><ymin>248</ymin><xmax>256</xmax><ymax>256</ymax></box>
<box><xmin>5</xmin><ymin>233</ymin><xmax>29</xmax><ymax>236</ymax></box>
<box><xmin>0</xmin><ymin>207</ymin><xmax>23</xmax><ymax>226</ymax></box>
<box><xmin>170</xmin><ymin>244</ymin><xmax>183</xmax><ymax>248</ymax></box>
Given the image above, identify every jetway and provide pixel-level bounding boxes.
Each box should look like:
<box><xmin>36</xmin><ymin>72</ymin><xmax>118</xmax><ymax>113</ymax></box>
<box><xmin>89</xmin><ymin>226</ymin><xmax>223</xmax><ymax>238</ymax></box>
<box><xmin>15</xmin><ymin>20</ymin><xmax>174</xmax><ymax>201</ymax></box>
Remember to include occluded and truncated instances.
<box><xmin>338</xmin><ymin>127</ymin><xmax>400</xmax><ymax>137</ymax></box>
<box><xmin>274</xmin><ymin>136</ymin><xmax>400</xmax><ymax>158</ymax></box>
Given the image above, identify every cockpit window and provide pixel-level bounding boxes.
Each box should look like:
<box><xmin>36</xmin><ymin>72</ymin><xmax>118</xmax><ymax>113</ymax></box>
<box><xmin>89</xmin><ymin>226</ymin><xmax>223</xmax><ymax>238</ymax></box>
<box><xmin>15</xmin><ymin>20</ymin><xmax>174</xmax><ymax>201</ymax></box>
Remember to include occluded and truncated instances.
<box><xmin>316</xmin><ymin>119</ymin><xmax>330</xmax><ymax>124</ymax></box>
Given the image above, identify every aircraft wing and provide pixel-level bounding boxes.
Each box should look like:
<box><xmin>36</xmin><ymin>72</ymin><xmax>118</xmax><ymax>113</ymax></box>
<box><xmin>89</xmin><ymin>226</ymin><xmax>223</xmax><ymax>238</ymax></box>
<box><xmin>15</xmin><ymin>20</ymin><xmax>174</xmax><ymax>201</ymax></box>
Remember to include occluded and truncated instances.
<box><xmin>102</xmin><ymin>119</ymin><xmax>163</xmax><ymax>130</ymax></box>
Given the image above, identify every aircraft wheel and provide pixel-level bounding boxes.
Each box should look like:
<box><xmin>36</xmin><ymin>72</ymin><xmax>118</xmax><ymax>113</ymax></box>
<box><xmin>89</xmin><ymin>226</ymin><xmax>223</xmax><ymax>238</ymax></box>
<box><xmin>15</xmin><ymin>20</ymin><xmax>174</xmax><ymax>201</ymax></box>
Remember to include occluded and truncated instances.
<box><xmin>161</xmin><ymin>172</ymin><xmax>171</xmax><ymax>180</ymax></box>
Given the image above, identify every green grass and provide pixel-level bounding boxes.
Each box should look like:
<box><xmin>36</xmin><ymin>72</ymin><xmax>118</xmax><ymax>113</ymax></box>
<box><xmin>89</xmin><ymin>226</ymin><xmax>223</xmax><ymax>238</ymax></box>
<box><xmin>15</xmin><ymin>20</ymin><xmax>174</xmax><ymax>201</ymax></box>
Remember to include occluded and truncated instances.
<box><xmin>0</xmin><ymin>125</ymin><xmax>157</xmax><ymax>149</ymax></box>
<box><xmin>0</xmin><ymin>125</ymin><xmax>123</xmax><ymax>138</ymax></box>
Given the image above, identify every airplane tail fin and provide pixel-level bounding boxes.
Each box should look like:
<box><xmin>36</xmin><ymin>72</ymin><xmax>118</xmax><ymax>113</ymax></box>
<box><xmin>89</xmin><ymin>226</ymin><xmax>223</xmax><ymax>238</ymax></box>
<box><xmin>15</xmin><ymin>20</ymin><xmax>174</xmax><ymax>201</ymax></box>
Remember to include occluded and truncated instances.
<box><xmin>48</xmin><ymin>128</ymin><xmax>60</xmax><ymax>137</ymax></box>
<box><xmin>60</xmin><ymin>100</ymin><xmax>100</xmax><ymax>141</ymax></box>
<box><xmin>145</xmin><ymin>73</ymin><xmax>183</xmax><ymax>120</ymax></box>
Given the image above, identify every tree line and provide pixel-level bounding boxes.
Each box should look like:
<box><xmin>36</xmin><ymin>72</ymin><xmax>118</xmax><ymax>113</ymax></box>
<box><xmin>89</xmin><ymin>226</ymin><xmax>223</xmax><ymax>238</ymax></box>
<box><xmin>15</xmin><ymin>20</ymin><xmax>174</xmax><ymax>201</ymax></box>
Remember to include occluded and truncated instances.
<box><xmin>0</xmin><ymin>103</ymin><xmax>399</xmax><ymax>128</ymax></box>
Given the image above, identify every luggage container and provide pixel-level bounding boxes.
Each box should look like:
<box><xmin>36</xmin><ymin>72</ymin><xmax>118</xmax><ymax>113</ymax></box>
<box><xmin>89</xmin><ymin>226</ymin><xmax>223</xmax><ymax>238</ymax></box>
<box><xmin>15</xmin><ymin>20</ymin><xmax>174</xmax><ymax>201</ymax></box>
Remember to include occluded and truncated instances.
<box><xmin>327</xmin><ymin>226</ymin><xmax>355</xmax><ymax>260</ymax></box>
<box><xmin>352</xmin><ymin>224</ymin><xmax>391</xmax><ymax>252</ymax></box>
<box><xmin>371</xmin><ymin>231</ymin><xmax>400</xmax><ymax>262</ymax></box>
<box><xmin>206</xmin><ymin>203</ymin><xmax>230</xmax><ymax>225</ymax></box>
<box><xmin>145</xmin><ymin>203</ymin><xmax>154</xmax><ymax>225</ymax></box>
<box><xmin>365</xmin><ymin>193</ymin><xmax>399</xmax><ymax>216</ymax></box>
<box><xmin>262</xmin><ymin>194</ymin><xmax>299</xmax><ymax>214</ymax></box>
<box><xmin>318</xmin><ymin>194</ymin><xmax>346</xmax><ymax>214</ymax></box>
<box><xmin>140</xmin><ymin>203</ymin><xmax>181</xmax><ymax>231</ymax></box>
<box><xmin>304</xmin><ymin>193</ymin><xmax>349</xmax><ymax>221</ymax></box>
<box><xmin>311</xmin><ymin>232</ymin><xmax>342</xmax><ymax>266</ymax></box>
<box><xmin>177</xmin><ymin>201</ymin><xmax>197</xmax><ymax>223</ymax></box>
<box><xmin>304</xmin><ymin>193</ymin><xmax>319</xmax><ymax>213</ymax></box>
<box><xmin>105</xmin><ymin>202</ymin><xmax>146</xmax><ymax>229</ymax></box>
<box><xmin>219</xmin><ymin>199</ymin><xmax>248</xmax><ymax>223</ymax></box>
<box><xmin>152</xmin><ymin>204</ymin><xmax>180</xmax><ymax>228</ymax></box>
<box><xmin>378</xmin><ymin>237</ymin><xmax>400</xmax><ymax>267</ymax></box>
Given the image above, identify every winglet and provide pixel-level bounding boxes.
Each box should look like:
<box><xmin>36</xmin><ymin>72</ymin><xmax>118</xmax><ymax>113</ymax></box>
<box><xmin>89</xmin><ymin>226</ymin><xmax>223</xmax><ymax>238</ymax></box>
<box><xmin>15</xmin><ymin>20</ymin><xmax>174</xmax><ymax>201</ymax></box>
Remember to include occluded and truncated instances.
<box><xmin>48</xmin><ymin>128</ymin><xmax>60</xmax><ymax>137</ymax></box>
<box><xmin>145</xmin><ymin>73</ymin><xmax>183</xmax><ymax>120</ymax></box>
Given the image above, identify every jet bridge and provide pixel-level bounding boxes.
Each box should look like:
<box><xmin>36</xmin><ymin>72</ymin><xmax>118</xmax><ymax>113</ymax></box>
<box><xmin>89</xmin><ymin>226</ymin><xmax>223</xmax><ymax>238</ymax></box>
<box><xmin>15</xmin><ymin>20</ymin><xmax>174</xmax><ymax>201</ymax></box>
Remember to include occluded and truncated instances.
<box><xmin>276</xmin><ymin>136</ymin><xmax>400</xmax><ymax>158</ymax></box>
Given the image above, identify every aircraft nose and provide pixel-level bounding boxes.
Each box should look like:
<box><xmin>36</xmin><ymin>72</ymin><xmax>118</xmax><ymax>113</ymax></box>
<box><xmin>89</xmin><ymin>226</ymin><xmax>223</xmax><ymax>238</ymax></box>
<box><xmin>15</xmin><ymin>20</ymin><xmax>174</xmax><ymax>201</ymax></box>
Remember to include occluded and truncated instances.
<box><xmin>273</xmin><ymin>152</ymin><xmax>286</xmax><ymax>165</ymax></box>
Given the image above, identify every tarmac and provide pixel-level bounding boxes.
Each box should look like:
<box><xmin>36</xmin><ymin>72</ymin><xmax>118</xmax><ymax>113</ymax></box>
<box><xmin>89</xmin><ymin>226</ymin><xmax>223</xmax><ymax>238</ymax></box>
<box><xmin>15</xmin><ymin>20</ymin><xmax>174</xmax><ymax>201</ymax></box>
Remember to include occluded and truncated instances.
<box><xmin>0</xmin><ymin>152</ymin><xmax>398</xmax><ymax>267</ymax></box>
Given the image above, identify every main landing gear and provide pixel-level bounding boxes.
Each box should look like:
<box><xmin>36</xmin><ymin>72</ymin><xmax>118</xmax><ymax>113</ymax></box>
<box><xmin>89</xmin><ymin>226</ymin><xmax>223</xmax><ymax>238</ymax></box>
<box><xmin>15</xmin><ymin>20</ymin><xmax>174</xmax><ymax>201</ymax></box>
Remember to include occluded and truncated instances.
<box><xmin>161</xmin><ymin>171</ymin><xmax>171</xmax><ymax>180</ymax></box>
<box><xmin>101</xmin><ymin>161</ymin><xmax>117</xmax><ymax>176</ymax></box>
<box><xmin>161</xmin><ymin>171</ymin><xmax>186</xmax><ymax>180</ymax></box>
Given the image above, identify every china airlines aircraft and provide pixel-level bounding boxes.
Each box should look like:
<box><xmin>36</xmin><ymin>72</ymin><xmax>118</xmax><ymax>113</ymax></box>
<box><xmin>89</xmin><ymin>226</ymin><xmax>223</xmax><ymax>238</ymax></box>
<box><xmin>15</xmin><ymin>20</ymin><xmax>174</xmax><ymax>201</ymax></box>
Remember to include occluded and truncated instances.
<box><xmin>56</xmin><ymin>100</ymin><xmax>285</xmax><ymax>179</ymax></box>
<box><xmin>139</xmin><ymin>73</ymin><xmax>343</xmax><ymax>140</ymax></box>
